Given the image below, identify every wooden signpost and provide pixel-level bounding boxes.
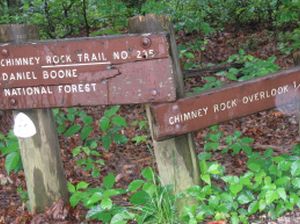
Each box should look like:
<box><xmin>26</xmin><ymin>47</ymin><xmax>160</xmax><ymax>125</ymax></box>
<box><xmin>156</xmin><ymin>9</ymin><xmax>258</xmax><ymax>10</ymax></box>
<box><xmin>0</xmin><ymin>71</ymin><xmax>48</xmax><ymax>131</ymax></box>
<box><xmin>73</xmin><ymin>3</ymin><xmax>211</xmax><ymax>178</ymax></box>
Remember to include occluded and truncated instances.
<box><xmin>0</xmin><ymin>33</ymin><xmax>175</xmax><ymax>109</ymax></box>
<box><xmin>0</xmin><ymin>24</ymin><xmax>68</xmax><ymax>213</ymax></box>
<box><xmin>151</xmin><ymin>66</ymin><xmax>300</xmax><ymax>140</ymax></box>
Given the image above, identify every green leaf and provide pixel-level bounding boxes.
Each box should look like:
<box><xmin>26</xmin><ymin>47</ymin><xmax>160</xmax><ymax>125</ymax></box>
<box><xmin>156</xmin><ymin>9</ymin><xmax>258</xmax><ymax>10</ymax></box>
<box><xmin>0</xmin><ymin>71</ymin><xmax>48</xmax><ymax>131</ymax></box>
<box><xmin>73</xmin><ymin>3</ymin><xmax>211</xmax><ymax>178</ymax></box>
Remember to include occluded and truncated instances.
<box><xmin>99</xmin><ymin>117</ymin><xmax>110</xmax><ymax>132</ymax></box>
<box><xmin>200</xmin><ymin>159</ymin><xmax>208</xmax><ymax>174</ymax></box>
<box><xmin>247</xmin><ymin>162</ymin><xmax>261</xmax><ymax>172</ymax></box>
<box><xmin>222</xmin><ymin>175</ymin><xmax>239</xmax><ymax>184</ymax></box>
<box><xmin>128</xmin><ymin>179</ymin><xmax>144</xmax><ymax>192</ymax></box>
<box><xmin>103</xmin><ymin>189</ymin><xmax>123</xmax><ymax>198</ymax></box>
<box><xmin>204</xmin><ymin>142</ymin><xmax>219</xmax><ymax>151</ymax></box>
<box><xmin>101</xmin><ymin>197</ymin><xmax>113</xmax><ymax>210</ymax></box>
<box><xmin>230</xmin><ymin>183</ymin><xmax>243</xmax><ymax>196</ymax></box>
<box><xmin>207</xmin><ymin>163</ymin><xmax>221</xmax><ymax>175</ymax></box>
<box><xmin>104</xmin><ymin>106</ymin><xmax>120</xmax><ymax>118</ymax></box>
<box><xmin>198</xmin><ymin>152</ymin><xmax>212</xmax><ymax>160</ymax></box>
<box><xmin>111</xmin><ymin>210</ymin><xmax>135</xmax><ymax>224</ymax></box>
<box><xmin>76</xmin><ymin>181</ymin><xmax>89</xmax><ymax>190</ymax></box>
<box><xmin>237</xmin><ymin>191</ymin><xmax>254</xmax><ymax>204</ymax></box>
<box><xmin>230</xmin><ymin>212</ymin><xmax>240</xmax><ymax>224</ymax></box>
<box><xmin>64</xmin><ymin>124</ymin><xmax>81</xmax><ymax>137</ymax></box>
<box><xmin>103</xmin><ymin>173</ymin><xmax>115</xmax><ymax>189</ymax></box>
<box><xmin>291</xmin><ymin>160</ymin><xmax>300</xmax><ymax>176</ymax></box>
<box><xmin>130</xmin><ymin>190</ymin><xmax>150</xmax><ymax>205</ymax></box>
<box><xmin>80</xmin><ymin>126</ymin><xmax>93</xmax><ymax>140</ymax></box>
<box><xmin>5</xmin><ymin>152</ymin><xmax>21</xmax><ymax>174</ymax></box>
<box><xmin>87</xmin><ymin>192</ymin><xmax>103</xmax><ymax>206</ymax></box>
<box><xmin>70</xmin><ymin>192</ymin><xmax>82</xmax><ymax>207</ymax></box>
<box><xmin>72</xmin><ymin>147</ymin><xmax>81</xmax><ymax>157</ymax></box>
<box><xmin>265</xmin><ymin>190</ymin><xmax>279</xmax><ymax>205</ymax></box>
<box><xmin>241</xmin><ymin>137</ymin><xmax>254</xmax><ymax>144</ymax></box>
<box><xmin>86</xmin><ymin>205</ymin><xmax>104</xmax><ymax>219</ymax></box>
<box><xmin>277</xmin><ymin>188</ymin><xmax>287</xmax><ymax>201</ymax></box>
<box><xmin>112</xmin><ymin>115</ymin><xmax>127</xmax><ymax>127</ymax></box>
<box><xmin>131</xmin><ymin>135</ymin><xmax>147</xmax><ymax>145</ymax></box>
<box><xmin>201</xmin><ymin>174</ymin><xmax>211</xmax><ymax>185</ymax></box>
<box><xmin>141</xmin><ymin>167</ymin><xmax>154</xmax><ymax>182</ymax></box>
<box><xmin>67</xmin><ymin>182</ymin><xmax>76</xmax><ymax>193</ymax></box>
<box><xmin>277</xmin><ymin>160</ymin><xmax>291</xmax><ymax>171</ymax></box>
<box><xmin>259</xmin><ymin>199</ymin><xmax>266</xmax><ymax>211</ymax></box>
<box><xmin>275</xmin><ymin>176</ymin><xmax>290</xmax><ymax>187</ymax></box>
<box><xmin>102</xmin><ymin>135</ymin><xmax>111</xmax><ymax>150</ymax></box>
<box><xmin>82</xmin><ymin>115</ymin><xmax>93</xmax><ymax>125</ymax></box>
<box><xmin>292</xmin><ymin>178</ymin><xmax>300</xmax><ymax>188</ymax></box>
<box><xmin>248</xmin><ymin>201</ymin><xmax>259</xmax><ymax>214</ymax></box>
<box><xmin>113</xmin><ymin>134</ymin><xmax>128</xmax><ymax>144</ymax></box>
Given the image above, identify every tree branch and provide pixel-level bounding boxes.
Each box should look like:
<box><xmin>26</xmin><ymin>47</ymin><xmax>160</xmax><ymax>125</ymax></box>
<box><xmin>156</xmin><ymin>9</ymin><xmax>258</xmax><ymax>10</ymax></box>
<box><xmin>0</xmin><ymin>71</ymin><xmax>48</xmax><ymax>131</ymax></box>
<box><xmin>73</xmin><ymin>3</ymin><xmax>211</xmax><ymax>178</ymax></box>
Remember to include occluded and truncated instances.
<box><xmin>82</xmin><ymin>0</ymin><xmax>90</xmax><ymax>37</ymax></box>
<box><xmin>183</xmin><ymin>62</ymin><xmax>243</xmax><ymax>78</ymax></box>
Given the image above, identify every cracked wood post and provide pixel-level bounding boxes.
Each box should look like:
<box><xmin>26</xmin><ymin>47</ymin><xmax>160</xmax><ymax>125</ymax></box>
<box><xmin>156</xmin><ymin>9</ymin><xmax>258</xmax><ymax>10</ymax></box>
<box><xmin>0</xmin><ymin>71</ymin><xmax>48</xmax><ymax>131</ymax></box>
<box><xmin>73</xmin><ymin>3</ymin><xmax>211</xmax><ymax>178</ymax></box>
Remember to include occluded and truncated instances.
<box><xmin>0</xmin><ymin>25</ymin><xmax>68</xmax><ymax>213</ymax></box>
<box><xmin>293</xmin><ymin>51</ymin><xmax>300</xmax><ymax>136</ymax></box>
<box><xmin>128</xmin><ymin>15</ymin><xmax>200</xmax><ymax>201</ymax></box>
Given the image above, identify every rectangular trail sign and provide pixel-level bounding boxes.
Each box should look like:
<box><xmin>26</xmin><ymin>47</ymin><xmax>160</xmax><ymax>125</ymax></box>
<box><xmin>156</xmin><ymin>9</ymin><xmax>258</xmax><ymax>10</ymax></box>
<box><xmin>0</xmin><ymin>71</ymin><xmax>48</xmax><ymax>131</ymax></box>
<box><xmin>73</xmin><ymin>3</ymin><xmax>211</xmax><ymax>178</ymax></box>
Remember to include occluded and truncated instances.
<box><xmin>0</xmin><ymin>33</ymin><xmax>175</xmax><ymax>110</ymax></box>
<box><xmin>151</xmin><ymin>66</ymin><xmax>300</xmax><ymax>140</ymax></box>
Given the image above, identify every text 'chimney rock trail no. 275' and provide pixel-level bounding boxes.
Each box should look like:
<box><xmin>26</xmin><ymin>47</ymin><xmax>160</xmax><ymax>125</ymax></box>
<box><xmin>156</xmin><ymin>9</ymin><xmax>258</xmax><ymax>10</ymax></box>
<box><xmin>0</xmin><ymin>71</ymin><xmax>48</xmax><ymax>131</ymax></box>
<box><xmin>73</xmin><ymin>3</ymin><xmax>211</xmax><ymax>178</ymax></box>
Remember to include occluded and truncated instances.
<box><xmin>0</xmin><ymin>33</ymin><xmax>176</xmax><ymax>110</ymax></box>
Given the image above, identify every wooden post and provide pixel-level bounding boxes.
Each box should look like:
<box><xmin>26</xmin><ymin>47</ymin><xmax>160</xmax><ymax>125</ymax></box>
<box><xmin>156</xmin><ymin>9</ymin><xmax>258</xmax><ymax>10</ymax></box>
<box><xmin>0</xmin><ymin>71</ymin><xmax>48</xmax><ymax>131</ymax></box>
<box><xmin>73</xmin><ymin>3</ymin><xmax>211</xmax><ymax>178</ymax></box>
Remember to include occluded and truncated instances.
<box><xmin>128</xmin><ymin>15</ymin><xmax>200</xmax><ymax>195</ymax></box>
<box><xmin>293</xmin><ymin>51</ymin><xmax>300</xmax><ymax>136</ymax></box>
<box><xmin>0</xmin><ymin>24</ymin><xmax>68</xmax><ymax>213</ymax></box>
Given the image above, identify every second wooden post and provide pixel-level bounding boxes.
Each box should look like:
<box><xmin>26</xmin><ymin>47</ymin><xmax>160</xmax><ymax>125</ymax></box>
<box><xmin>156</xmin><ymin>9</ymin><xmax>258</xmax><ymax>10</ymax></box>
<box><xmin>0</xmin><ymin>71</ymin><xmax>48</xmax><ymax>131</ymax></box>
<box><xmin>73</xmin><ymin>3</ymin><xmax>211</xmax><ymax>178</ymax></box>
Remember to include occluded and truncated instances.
<box><xmin>128</xmin><ymin>15</ymin><xmax>200</xmax><ymax>196</ymax></box>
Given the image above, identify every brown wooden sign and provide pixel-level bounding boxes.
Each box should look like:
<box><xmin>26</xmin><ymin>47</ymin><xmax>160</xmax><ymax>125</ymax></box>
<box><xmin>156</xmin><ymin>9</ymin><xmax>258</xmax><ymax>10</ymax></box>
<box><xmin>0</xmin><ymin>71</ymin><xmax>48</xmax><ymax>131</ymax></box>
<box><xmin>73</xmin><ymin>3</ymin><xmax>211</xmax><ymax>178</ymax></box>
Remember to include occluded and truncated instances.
<box><xmin>0</xmin><ymin>33</ymin><xmax>175</xmax><ymax>109</ymax></box>
<box><xmin>151</xmin><ymin>66</ymin><xmax>300</xmax><ymax>140</ymax></box>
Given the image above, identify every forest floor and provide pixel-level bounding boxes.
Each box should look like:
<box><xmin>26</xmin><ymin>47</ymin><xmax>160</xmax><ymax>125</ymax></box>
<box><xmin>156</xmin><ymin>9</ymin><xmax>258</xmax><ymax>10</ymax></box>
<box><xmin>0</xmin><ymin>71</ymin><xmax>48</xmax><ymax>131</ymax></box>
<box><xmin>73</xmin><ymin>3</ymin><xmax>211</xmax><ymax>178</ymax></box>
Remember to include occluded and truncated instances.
<box><xmin>0</xmin><ymin>26</ymin><xmax>299</xmax><ymax>223</ymax></box>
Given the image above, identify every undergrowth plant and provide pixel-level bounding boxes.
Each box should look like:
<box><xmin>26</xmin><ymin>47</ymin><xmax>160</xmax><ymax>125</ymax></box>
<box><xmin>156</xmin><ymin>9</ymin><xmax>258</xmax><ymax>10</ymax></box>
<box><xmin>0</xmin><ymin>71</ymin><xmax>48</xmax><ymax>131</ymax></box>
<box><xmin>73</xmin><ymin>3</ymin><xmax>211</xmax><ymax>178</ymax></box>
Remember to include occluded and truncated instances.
<box><xmin>181</xmin><ymin>127</ymin><xmax>300</xmax><ymax>223</ymax></box>
<box><xmin>54</xmin><ymin>106</ymin><xmax>128</xmax><ymax>177</ymax></box>
<box><xmin>191</xmin><ymin>49</ymin><xmax>280</xmax><ymax>95</ymax></box>
<box><xmin>0</xmin><ymin>130</ymin><xmax>21</xmax><ymax>174</ymax></box>
<box><xmin>218</xmin><ymin>49</ymin><xmax>280</xmax><ymax>81</ymax></box>
<box><xmin>53</xmin><ymin>105</ymin><xmax>128</xmax><ymax>151</ymax></box>
<box><xmin>68</xmin><ymin>167</ymin><xmax>178</xmax><ymax>224</ymax></box>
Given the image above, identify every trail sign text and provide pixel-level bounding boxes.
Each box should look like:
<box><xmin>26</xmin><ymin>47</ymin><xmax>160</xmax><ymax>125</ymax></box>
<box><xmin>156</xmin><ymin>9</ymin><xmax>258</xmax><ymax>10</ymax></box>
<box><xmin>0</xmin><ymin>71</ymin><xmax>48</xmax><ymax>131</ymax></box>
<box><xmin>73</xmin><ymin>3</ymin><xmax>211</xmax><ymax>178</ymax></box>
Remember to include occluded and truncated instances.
<box><xmin>0</xmin><ymin>33</ymin><xmax>175</xmax><ymax>109</ymax></box>
<box><xmin>151</xmin><ymin>67</ymin><xmax>300</xmax><ymax>140</ymax></box>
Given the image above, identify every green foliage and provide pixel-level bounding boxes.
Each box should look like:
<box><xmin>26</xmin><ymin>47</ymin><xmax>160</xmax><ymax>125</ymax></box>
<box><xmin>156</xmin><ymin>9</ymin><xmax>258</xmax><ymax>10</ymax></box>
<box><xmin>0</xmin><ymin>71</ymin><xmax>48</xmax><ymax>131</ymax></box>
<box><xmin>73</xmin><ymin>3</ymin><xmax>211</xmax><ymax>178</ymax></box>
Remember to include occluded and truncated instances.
<box><xmin>278</xmin><ymin>27</ymin><xmax>300</xmax><ymax>54</ymax></box>
<box><xmin>182</xmin><ymin>131</ymin><xmax>300</xmax><ymax>223</ymax></box>
<box><xmin>189</xmin><ymin>49</ymin><xmax>279</xmax><ymax>95</ymax></box>
<box><xmin>179</xmin><ymin>39</ymin><xmax>208</xmax><ymax>70</ymax></box>
<box><xmin>17</xmin><ymin>186</ymin><xmax>29</xmax><ymax>204</ymax></box>
<box><xmin>53</xmin><ymin>108</ymin><xmax>94</xmax><ymax>142</ymax></box>
<box><xmin>68</xmin><ymin>174</ymin><xmax>132</xmax><ymax>223</ymax></box>
<box><xmin>223</xmin><ymin>131</ymin><xmax>254</xmax><ymax>155</ymax></box>
<box><xmin>0</xmin><ymin>0</ymin><xmax>130</xmax><ymax>38</ymax></box>
<box><xmin>1</xmin><ymin>0</ymin><xmax>300</xmax><ymax>40</ymax></box>
<box><xmin>275</xmin><ymin>0</ymin><xmax>300</xmax><ymax>26</ymax></box>
<box><xmin>100</xmin><ymin>106</ymin><xmax>128</xmax><ymax>150</ymax></box>
<box><xmin>0</xmin><ymin>131</ymin><xmax>21</xmax><ymax>174</ymax></box>
<box><xmin>131</xmin><ymin>135</ymin><xmax>148</xmax><ymax>145</ymax></box>
<box><xmin>68</xmin><ymin>167</ymin><xmax>177</xmax><ymax>223</ymax></box>
<box><xmin>72</xmin><ymin>146</ymin><xmax>105</xmax><ymax>178</ymax></box>
<box><xmin>128</xmin><ymin>167</ymin><xmax>178</xmax><ymax>224</ymax></box>
<box><xmin>218</xmin><ymin>49</ymin><xmax>280</xmax><ymax>81</ymax></box>
<box><xmin>189</xmin><ymin>76</ymin><xmax>223</xmax><ymax>95</ymax></box>
<box><xmin>204</xmin><ymin>126</ymin><xmax>254</xmax><ymax>155</ymax></box>
<box><xmin>53</xmin><ymin>106</ymin><xmax>128</xmax><ymax>150</ymax></box>
<box><xmin>143</xmin><ymin>0</ymin><xmax>214</xmax><ymax>33</ymax></box>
